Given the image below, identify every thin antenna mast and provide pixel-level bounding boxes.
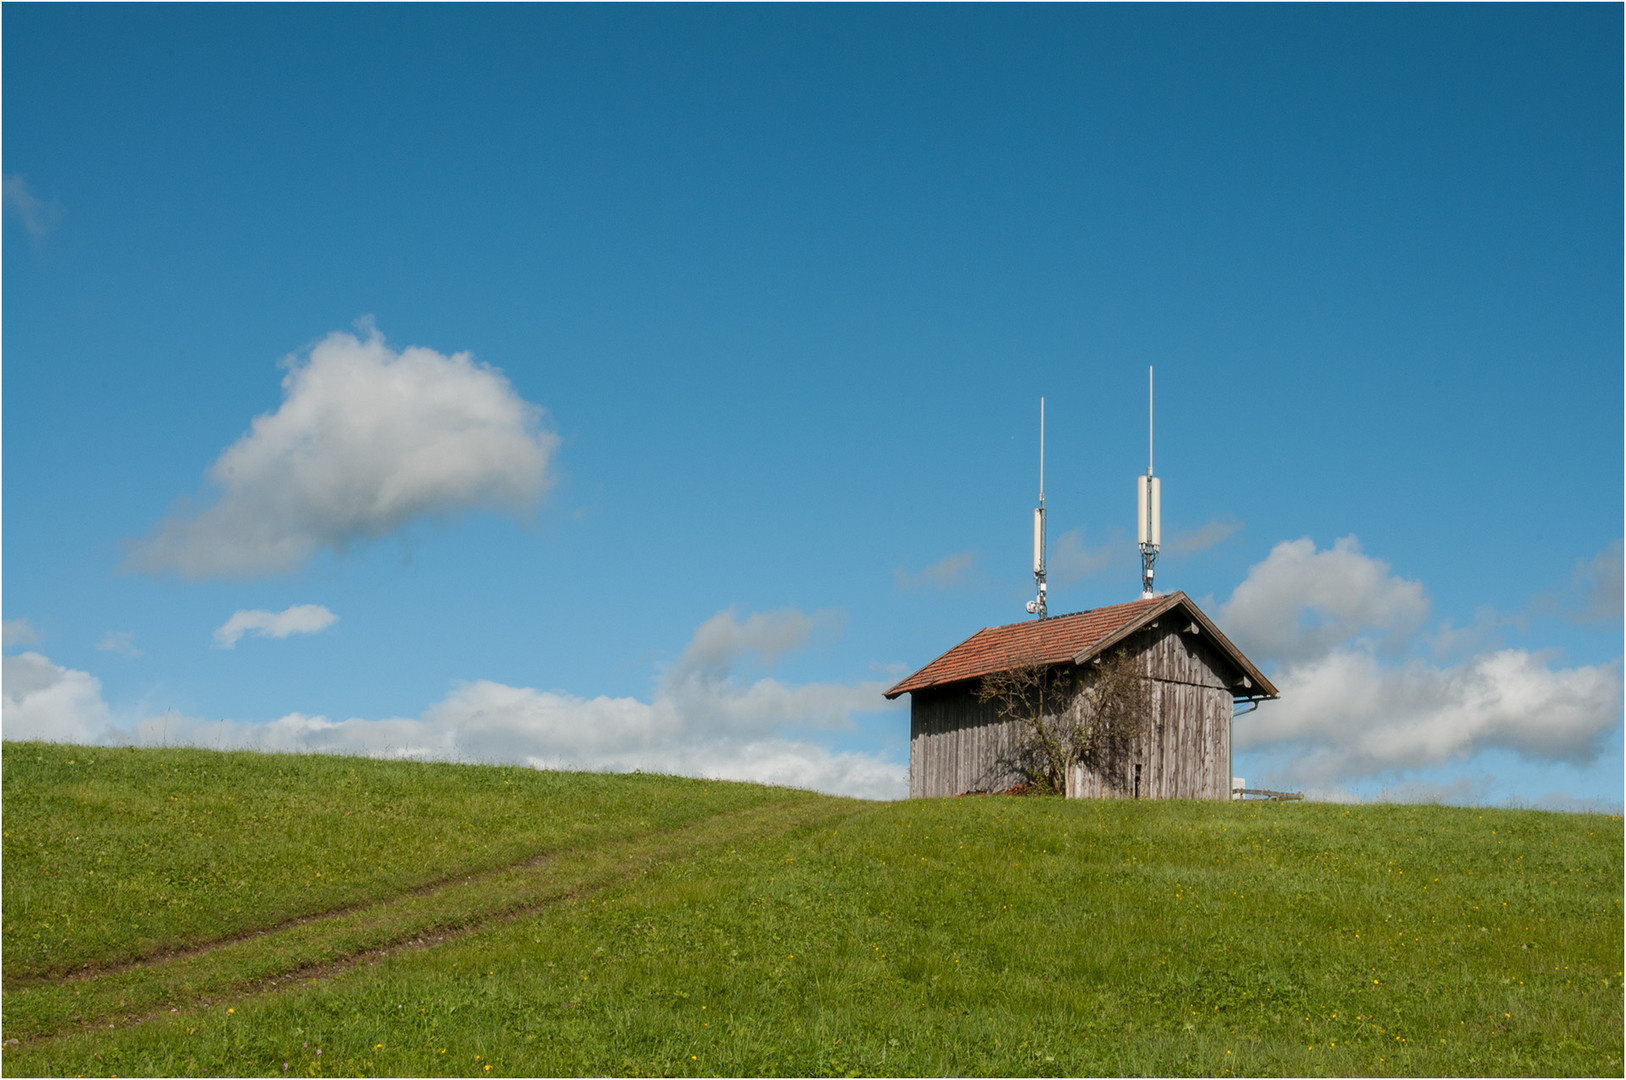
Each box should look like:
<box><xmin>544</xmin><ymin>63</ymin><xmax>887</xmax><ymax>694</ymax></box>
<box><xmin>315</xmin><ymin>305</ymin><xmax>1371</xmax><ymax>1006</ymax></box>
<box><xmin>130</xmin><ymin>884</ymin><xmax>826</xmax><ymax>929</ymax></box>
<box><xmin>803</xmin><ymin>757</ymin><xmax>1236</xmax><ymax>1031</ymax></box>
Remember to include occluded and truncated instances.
<box><xmin>1137</xmin><ymin>367</ymin><xmax>1160</xmax><ymax>598</ymax></box>
<box><xmin>1026</xmin><ymin>397</ymin><xmax>1048</xmax><ymax>618</ymax></box>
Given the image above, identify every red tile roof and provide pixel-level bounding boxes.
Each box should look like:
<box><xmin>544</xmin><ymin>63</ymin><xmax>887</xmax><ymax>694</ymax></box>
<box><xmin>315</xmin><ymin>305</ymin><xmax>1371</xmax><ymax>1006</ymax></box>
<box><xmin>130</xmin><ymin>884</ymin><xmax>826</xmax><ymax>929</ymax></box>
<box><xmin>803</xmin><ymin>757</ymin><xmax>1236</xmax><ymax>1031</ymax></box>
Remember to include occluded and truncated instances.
<box><xmin>883</xmin><ymin>591</ymin><xmax>1278</xmax><ymax>700</ymax></box>
<box><xmin>885</xmin><ymin>596</ymin><xmax>1162</xmax><ymax>698</ymax></box>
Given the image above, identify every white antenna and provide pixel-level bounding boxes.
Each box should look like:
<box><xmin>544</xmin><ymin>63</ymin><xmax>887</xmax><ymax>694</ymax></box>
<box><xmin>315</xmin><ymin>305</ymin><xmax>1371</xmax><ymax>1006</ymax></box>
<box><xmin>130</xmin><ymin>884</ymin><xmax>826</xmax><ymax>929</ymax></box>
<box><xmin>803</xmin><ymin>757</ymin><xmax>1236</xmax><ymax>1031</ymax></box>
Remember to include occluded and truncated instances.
<box><xmin>1137</xmin><ymin>366</ymin><xmax>1160</xmax><ymax>598</ymax></box>
<box><xmin>1026</xmin><ymin>397</ymin><xmax>1048</xmax><ymax>618</ymax></box>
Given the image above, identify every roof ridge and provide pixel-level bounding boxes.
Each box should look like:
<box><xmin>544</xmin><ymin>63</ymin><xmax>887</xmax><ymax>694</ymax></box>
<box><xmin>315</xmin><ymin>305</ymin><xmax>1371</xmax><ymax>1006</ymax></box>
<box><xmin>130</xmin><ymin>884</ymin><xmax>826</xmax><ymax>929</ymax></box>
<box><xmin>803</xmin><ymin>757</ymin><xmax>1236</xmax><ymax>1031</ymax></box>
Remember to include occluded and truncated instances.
<box><xmin>975</xmin><ymin>593</ymin><xmax>1170</xmax><ymax>635</ymax></box>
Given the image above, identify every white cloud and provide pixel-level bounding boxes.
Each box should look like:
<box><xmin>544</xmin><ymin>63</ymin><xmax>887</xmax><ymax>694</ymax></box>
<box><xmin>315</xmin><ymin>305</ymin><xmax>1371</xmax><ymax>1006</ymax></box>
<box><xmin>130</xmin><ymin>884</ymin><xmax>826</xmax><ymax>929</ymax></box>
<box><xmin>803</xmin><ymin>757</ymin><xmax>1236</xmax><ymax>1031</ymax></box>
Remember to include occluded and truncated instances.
<box><xmin>1226</xmin><ymin>535</ymin><xmax>1623</xmax><ymax>791</ymax></box>
<box><xmin>1429</xmin><ymin>605</ymin><xmax>1516</xmax><ymax>660</ymax></box>
<box><xmin>126</xmin><ymin>324</ymin><xmax>558</xmax><ymax>579</ymax></box>
<box><xmin>3</xmin><ymin>618</ymin><xmax>40</xmax><ymax>648</ymax></box>
<box><xmin>2</xmin><ymin>175</ymin><xmax>64</xmax><ymax>237</ymax></box>
<box><xmin>673</xmin><ymin>607</ymin><xmax>837</xmax><ymax>676</ymax></box>
<box><xmin>1219</xmin><ymin>536</ymin><xmax>1429</xmax><ymax>664</ymax></box>
<box><xmin>1571</xmin><ymin>540</ymin><xmax>1623</xmax><ymax>624</ymax></box>
<box><xmin>1166</xmin><ymin>516</ymin><xmax>1243</xmax><ymax>557</ymax></box>
<box><xmin>1237</xmin><ymin>645</ymin><xmax>1621</xmax><ymax>785</ymax></box>
<box><xmin>1</xmin><ymin>652</ymin><xmax>112</xmax><ymax>743</ymax></box>
<box><xmin>1048</xmin><ymin>528</ymin><xmax>1116</xmax><ymax>585</ymax></box>
<box><xmin>96</xmin><ymin>631</ymin><xmax>143</xmax><ymax>658</ymax></box>
<box><xmin>213</xmin><ymin>604</ymin><xmax>338</xmax><ymax>649</ymax></box>
<box><xmin>4</xmin><ymin>609</ymin><xmax>908</xmax><ymax>800</ymax></box>
<box><xmin>895</xmin><ymin>552</ymin><xmax>976</xmax><ymax>591</ymax></box>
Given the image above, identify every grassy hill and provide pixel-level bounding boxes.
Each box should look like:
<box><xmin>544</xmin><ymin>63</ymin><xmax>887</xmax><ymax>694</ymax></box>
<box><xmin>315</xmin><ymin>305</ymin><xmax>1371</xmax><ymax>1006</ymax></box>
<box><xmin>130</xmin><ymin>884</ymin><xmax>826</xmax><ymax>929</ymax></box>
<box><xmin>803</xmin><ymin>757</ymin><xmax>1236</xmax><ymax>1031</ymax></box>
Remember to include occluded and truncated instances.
<box><xmin>2</xmin><ymin>742</ymin><xmax>1620</xmax><ymax>1077</ymax></box>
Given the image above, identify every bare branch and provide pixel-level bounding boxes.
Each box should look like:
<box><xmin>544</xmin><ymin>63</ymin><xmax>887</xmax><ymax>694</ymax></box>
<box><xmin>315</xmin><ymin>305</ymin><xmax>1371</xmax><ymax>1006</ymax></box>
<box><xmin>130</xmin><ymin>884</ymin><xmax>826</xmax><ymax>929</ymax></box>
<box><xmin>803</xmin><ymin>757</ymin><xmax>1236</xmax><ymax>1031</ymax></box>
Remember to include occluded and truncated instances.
<box><xmin>977</xmin><ymin>651</ymin><xmax>1150</xmax><ymax>796</ymax></box>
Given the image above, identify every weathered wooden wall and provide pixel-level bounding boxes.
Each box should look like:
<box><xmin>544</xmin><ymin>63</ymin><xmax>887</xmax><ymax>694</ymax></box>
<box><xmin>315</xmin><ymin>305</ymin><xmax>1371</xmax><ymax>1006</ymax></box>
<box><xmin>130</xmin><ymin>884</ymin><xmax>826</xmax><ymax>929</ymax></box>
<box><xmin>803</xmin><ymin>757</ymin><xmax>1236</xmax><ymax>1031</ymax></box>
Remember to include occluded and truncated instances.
<box><xmin>1066</xmin><ymin>678</ymin><xmax>1232</xmax><ymax>799</ymax></box>
<box><xmin>908</xmin><ymin>689</ymin><xmax>1027</xmax><ymax>798</ymax></box>
<box><xmin>1069</xmin><ymin>622</ymin><xmax>1232</xmax><ymax>800</ymax></box>
<box><xmin>908</xmin><ymin>620</ymin><xmax>1234</xmax><ymax>800</ymax></box>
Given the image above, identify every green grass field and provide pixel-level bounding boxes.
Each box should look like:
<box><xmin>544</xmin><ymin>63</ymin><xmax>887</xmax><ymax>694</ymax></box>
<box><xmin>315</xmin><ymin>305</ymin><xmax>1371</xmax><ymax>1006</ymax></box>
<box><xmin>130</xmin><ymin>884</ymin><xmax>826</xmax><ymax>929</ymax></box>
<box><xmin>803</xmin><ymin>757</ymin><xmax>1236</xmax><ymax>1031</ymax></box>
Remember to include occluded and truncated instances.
<box><xmin>2</xmin><ymin>741</ymin><xmax>1621</xmax><ymax>1077</ymax></box>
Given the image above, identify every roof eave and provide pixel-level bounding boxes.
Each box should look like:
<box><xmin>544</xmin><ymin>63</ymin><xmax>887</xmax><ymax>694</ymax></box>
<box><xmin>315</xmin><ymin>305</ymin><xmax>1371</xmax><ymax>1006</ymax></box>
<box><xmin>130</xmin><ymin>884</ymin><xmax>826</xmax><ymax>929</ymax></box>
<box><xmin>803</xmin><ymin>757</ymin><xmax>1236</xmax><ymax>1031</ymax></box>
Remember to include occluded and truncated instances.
<box><xmin>883</xmin><ymin>626</ymin><xmax>992</xmax><ymax>699</ymax></box>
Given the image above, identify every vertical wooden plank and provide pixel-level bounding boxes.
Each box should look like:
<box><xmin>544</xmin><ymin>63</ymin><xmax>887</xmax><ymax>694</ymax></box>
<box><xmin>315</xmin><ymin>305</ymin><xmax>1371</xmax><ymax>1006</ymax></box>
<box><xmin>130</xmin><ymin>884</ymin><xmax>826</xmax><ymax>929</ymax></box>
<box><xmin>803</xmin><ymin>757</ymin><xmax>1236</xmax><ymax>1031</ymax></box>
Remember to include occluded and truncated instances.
<box><xmin>923</xmin><ymin>696</ymin><xmax>936</xmax><ymax>796</ymax></box>
<box><xmin>924</xmin><ymin>696</ymin><xmax>933</xmax><ymax>798</ymax></box>
<box><xmin>965</xmin><ymin>693</ymin><xmax>973</xmax><ymax>792</ymax></box>
<box><xmin>1171</xmin><ymin>681</ymin><xmax>1184</xmax><ymax>798</ymax></box>
<box><xmin>1206</xmin><ymin>685</ymin><xmax>1220</xmax><ymax>800</ymax></box>
<box><xmin>1210</xmin><ymin>685</ymin><xmax>1223</xmax><ymax>800</ymax></box>
<box><xmin>931</xmin><ymin>696</ymin><xmax>940</xmax><ymax>797</ymax></box>
<box><xmin>939</xmin><ymin>693</ymin><xmax>948</xmax><ymax>797</ymax></box>
<box><xmin>1154</xmin><ymin>681</ymin><xmax>1166</xmax><ymax>798</ymax></box>
<box><xmin>1179</xmin><ymin>682</ymin><xmax>1191</xmax><ymax>798</ymax></box>
<box><xmin>1179</xmin><ymin>681</ymin><xmax>1189</xmax><ymax>798</ymax></box>
<box><xmin>1150</xmin><ymin>679</ymin><xmax>1161</xmax><ymax>799</ymax></box>
<box><xmin>934</xmin><ymin>693</ymin><xmax>943</xmax><ymax>796</ymax></box>
<box><xmin>909</xmin><ymin>701</ymin><xmax>919</xmax><ymax>799</ymax></box>
<box><xmin>1198</xmin><ymin>685</ymin><xmax>1208</xmax><ymax>798</ymax></box>
<box><xmin>1191</xmin><ymin>686</ymin><xmax>1201</xmax><ymax>800</ymax></box>
<box><xmin>1170</xmin><ymin>681</ymin><xmax>1181</xmax><ymax>798</ymax></box>
<box><xmin>1189</xmin><ymin>683</ymin><xmax>1201</xmax><ymax>798</ymax></box>
<box><xmin>1198</xmin><ymin>685</ymin><xmax>1209</xmax><ymax>798</ymax></box>
<box><xmin>932</xmin><ymin>697</ymin><xmax>941</xmax><ymax>798</ymax></box>
<box><xmin>933</xmin><ymin>695</ymin><xmax>943</xmax><ymax>797</ymax></box>
<box><xmin>966</xmin><ymin>701</ymin><xmax>973</xmax><ymax>793</ymax></box>
<box><xmin>1169</xmin><ymin>681</ymin><xmax>1180</xmax><ymax>800</ymax></box>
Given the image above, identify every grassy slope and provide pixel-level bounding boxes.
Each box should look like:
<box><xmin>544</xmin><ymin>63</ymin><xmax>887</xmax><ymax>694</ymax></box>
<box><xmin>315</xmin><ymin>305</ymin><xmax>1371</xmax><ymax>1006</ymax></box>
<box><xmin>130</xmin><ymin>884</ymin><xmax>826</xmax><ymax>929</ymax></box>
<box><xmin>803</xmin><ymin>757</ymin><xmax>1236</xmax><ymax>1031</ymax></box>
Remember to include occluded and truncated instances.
<box><xmin>2</xmin><ymin>742</ymin><xmax>1621</xmax><ymax>1077</ymax></box>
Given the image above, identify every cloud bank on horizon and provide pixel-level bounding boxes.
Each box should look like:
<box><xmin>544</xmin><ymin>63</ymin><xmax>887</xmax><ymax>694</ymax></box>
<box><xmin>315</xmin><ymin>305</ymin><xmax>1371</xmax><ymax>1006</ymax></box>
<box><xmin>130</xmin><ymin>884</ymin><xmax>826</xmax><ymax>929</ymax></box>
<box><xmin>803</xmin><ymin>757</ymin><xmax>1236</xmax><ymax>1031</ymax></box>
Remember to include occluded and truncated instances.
<box><xmin>2</xmin><ymin>608</ymin><xmax>908</xmax><ymax>800</ymax></box>
<box><xmin>7</xmin><ymin>537</ymin><xmax>1618</xmax><ymax>804</ymax></box>
<box><xmin>125</xmin><ymin>325</ymin><xmax>558</xmax><ymax>580</ymax></box>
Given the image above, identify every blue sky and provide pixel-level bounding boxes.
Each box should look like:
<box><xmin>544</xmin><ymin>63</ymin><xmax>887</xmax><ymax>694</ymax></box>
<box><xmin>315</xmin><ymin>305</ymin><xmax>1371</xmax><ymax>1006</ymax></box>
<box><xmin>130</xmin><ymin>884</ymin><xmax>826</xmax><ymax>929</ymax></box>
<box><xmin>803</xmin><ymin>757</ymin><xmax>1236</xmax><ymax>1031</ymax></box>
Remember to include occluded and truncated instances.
<box><xmin>4</xmin><ymin>5</ymin><xmax>1620</xmax><ymax>807</ymax></box>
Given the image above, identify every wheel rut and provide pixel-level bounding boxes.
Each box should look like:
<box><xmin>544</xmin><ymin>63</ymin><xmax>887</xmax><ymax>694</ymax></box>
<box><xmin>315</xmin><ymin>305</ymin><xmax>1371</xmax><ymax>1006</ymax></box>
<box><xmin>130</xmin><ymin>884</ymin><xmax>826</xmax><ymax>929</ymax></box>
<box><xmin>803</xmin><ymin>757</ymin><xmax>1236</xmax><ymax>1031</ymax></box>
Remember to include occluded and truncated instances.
<box><xmin>2</xmin><ymin>798</ymin><xmax>857</xmax><ymax>1049</ymax></box>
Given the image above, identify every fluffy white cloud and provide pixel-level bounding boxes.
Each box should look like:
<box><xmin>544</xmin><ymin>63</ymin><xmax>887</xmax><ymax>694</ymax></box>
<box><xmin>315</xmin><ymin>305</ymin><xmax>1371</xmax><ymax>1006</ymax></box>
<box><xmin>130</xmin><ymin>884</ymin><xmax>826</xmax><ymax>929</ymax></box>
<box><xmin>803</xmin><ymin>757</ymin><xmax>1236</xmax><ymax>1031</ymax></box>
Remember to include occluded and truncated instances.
<box><xmin>126</xmin><ymin>325</ymin><xmax>558</xmax><ymax>579</ymax></box>
<box><xmin>894</xmin><ymin>552</ymin><xmax>976</xmax><ymax>591</ymax></box>
<box><xmin>2</xmin><ymin>652</ymin><xmax>112</xmax><ymax>743</ymax></box>
<box><xmin>3</xmin><ymin>618</ymin><xmax>40</xmax><ymax>648</ymax></box>
<box><xmin>1237</xmin><ymin>645</ymin><xmax>1621</xmax><ymax>785</ymax></box>
<box><xmin>1219</xmin><ymin>536</ymin><xmax>1429</xmax><ymax>663</ymax></box>
<box><xmin>1228</xmin><ymin>535</ymin><xmax>1623</xmax><ymax>791</ymax></box>
<box><xmin>214</xmin><ymin>604</ymin><xmax>338</xmax><ymax>649</ymax></box>
<box><xmin>4</xmin><ymin>609</ymin><xmax>908</xmax><ymax>800</ymax></box>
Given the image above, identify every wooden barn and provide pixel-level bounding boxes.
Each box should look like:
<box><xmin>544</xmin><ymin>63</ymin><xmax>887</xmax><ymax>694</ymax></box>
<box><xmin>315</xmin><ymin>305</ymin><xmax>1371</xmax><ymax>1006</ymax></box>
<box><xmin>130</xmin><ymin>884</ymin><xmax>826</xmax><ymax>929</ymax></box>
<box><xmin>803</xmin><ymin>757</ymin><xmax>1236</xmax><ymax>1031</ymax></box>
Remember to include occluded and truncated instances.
<box><xmin>885</xmin><ymin>592</ymin><xmax>1278</xmax><ymax>800</ymax></box>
